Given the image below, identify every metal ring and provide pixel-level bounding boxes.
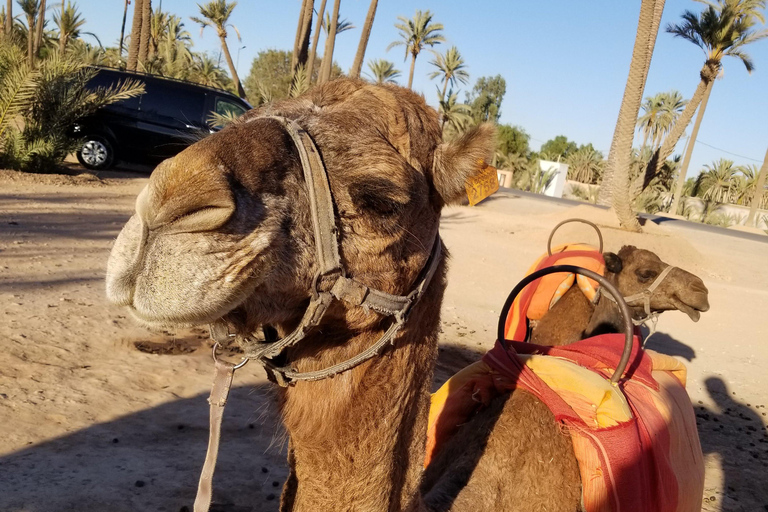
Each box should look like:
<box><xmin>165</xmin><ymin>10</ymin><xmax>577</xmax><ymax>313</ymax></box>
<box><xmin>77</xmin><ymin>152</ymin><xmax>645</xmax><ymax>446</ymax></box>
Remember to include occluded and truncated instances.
<box><xmin>211</xmin><ymin>342</ymin><xmax>250</xmax><ymax>370</ymax></box>
<box><xmin>547</xmin><ymin>218</ymin><xmax>604</xmax><ymax>256</ymax></box>
<box><xmin>497</xmin><ymin>265</ymin><xmax>634</xmax><ymax>384</ymax></box>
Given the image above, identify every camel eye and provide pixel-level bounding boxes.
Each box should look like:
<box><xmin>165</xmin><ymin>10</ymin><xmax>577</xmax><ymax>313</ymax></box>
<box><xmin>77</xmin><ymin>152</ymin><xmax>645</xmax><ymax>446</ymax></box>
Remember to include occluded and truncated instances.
<box><xmin>635</xmin><ymin>268</ymin><xmax>658</xmax><ymax>283</ymax></box>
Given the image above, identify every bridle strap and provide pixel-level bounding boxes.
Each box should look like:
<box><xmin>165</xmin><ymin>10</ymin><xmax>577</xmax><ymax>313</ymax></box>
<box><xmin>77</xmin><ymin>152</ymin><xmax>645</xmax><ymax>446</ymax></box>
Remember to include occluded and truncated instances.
<box><xmin>599</xmin><ymin>265</ymin><xmax>677</xmax><ymax>325</ymax></box>
<box><xmin>193</xmin><ymin>359</ymin><xmax>235</xmax><ymax>512</ymax></box>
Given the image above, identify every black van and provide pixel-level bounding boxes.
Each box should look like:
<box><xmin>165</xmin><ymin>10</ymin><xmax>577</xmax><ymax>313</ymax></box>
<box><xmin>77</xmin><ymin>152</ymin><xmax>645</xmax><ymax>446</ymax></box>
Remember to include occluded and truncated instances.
<box><xmin>74</xmin><ymin>67</ymin><xmax>251</xmax><ymax>170</ymax></box>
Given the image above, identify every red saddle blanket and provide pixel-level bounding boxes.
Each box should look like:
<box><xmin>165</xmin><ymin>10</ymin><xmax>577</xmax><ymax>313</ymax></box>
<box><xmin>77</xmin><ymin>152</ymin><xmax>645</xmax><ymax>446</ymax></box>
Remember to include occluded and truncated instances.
<box><xmin>426</xmin><ymin>335</ymin><xmax>705</xmax><ymax>512</ymax></box>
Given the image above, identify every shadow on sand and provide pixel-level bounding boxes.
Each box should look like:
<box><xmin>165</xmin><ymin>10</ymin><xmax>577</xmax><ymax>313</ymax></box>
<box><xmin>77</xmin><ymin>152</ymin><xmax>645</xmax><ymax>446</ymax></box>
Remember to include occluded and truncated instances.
<box><xmin>695</xmin><ymin>376</ymin><xmax>768</xmax><ymax>510</ymax></box>
<box><xmin>0</xmin><ymin>384</ymin><xmax>287</xmax><ymax>512</ymax></box>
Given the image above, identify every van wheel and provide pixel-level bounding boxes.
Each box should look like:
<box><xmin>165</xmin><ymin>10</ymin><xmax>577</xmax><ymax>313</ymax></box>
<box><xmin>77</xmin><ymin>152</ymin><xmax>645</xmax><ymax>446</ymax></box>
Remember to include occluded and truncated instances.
<box><xmin>77</xmin><ymin>135</ymin><xmax>115</xmax><ymax>170</ymax></box>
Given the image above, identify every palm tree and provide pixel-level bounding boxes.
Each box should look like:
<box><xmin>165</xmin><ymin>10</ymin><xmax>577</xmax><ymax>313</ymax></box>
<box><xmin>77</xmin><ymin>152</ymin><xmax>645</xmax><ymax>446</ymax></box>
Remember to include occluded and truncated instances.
<box><xmin>386</xmin><ymin>10</ymin><xmax>444</xmax><ymax>89</ymax></box>
<box><xmin>322</xmin><ymin>11</ymin><xmax>353</xmax><ymax>35</ymax></box>
<box><xmin>148</xmin><ymin>7</ymin><xmax>169</xmax><ymax>61</ymax></box>
<box><xmin>126</xmin><ymin>0</ymin><xmax>143</xmax><ymax>70</ymax></box>
<box><xmin>190</xmin><ymin>52</ymin><xmax>229</xmax><ymax>89</ymax></box>
<box><xmin>306</xmin><ymin>0</ymin><xmax>326</xmax><ymax>83</ymax></box>
<box><xmin>317</xmin><ymin>0</ymin><xmax>339</xmax><ymax>84</ymax></box>
<box><xmin>428</xmin><ymin>46</ymin><xmax>469</xmax><ymax>100</ymax></box>
<box><xmin>18</xmin><ymin>0</ymin><xmax>39</xmax><ymax>64</ymax></box>
<box><xmin>32</xmin><ymin>0</ymin><xmax>43</xmax><ymax>57</ymax></box>
<box><xmin>349</xmin><ymin>0</ymin><xmax>377</xmax><ymax>79</ymax></box>
<box><xmin>746</xmin><ymin>148</ymin><xmax>768</xmax><ymax>226</ymax></box>
<box><xmin>291</xmin><ymin>0</ymin><xmax>312</xmax><ymax>74</ymax></box>
<box><xmin>191</xmin><ymin>0</ymin><xmax>245</xmax><ymax>98</ymax></box>
<box><xmin>54</xmin><ymin>1</ymin><xmax>85</xmax><ymax>53</ymax></box>
<box><xmin>119</xmin><ymin>0</ymin><xmax>129</xmax><ymax>56</ymax></box>
<box><xmin>137</xmin><ymin>0</ymin><xmax>150</xmax><ymax>69</ymax></box>
<box><xmin>659</xmin><ymin>0</ymin><xmax>768</xmax><ymax>213</ymax></box>
<box><xmin>697</xmin><ymin>159</ymin><xmax>738</xmax><ymax>204</ymax></box>
<box><xmin>438</xmin><ymin>88</ymin><xmax>472</xmax><ymax>135</ymax></box>
<box><xmin>599</xmin><ymin>0</ymin><xmax>666</xmax><ymax>231</ymax></box>
<box><xmin>365</xmin><ymin>58</ymin><xmax>400</xmax><ymax>84</ymax></box>
<box><xmin>566</xmin><ymin>146</ymin><xmax>604</xmax><ymax>184</ymax></box>
<box><xmin>5</xmin><ymin>0</ymin><xmax>11</xmax><ymax>35</ymax></box>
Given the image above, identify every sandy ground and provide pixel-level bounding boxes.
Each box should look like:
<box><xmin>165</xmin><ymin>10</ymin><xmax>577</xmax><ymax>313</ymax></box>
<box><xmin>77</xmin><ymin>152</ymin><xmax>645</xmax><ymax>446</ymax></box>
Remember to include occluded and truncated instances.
<box><xmin>1</xmin><ymin>169</ymin><xmax>767</xmax><ymax>512</ymax></box>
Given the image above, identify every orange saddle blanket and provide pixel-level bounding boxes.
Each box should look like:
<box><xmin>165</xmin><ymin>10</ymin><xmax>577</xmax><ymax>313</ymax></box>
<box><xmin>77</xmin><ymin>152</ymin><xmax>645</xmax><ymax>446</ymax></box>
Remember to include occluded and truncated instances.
<box><xmin>426</xmin><ymin>336</ymin><xmax>705</xmax><ymax>512</ymax></box>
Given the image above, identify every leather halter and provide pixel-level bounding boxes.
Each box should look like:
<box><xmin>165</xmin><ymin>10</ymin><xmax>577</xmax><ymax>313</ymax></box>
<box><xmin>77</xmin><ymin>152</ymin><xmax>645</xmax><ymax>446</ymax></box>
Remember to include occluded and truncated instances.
<box><xmin>209</xmin><ymin>115</ymin><xmax>442</xmax><ymax>387</ymax></box>
<box><xmin>195</xmin><ymin>115</ymin><xmax>442</xmax><ymax>511</ymax></box>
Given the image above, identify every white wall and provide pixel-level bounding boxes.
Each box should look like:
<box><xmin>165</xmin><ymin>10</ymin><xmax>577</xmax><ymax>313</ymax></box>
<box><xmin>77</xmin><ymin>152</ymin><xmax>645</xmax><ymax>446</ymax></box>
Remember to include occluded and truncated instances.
<box><xmin>540</xmin><ymin>160</ymin><xmax>569</xmax><ymax>198</ymax></box>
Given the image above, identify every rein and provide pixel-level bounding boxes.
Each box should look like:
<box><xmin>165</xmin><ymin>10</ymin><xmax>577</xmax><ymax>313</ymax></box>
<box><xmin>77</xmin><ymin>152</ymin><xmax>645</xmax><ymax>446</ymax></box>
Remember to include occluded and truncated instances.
<box><xmin>193</xmin><ymin>115</ymin><xmax>442</xmax><ymax>511</ymax></box>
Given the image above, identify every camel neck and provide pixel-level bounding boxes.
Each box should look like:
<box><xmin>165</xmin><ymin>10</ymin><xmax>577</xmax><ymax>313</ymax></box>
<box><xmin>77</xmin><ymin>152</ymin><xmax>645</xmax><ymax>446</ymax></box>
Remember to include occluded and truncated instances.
<box><xmin>586</xmin><ymin>290</ymin><xmax>625</xmax><ymax>337</ymax></box>
<box><xmin>278</xmin><ymin>286</ymin><xmax>443</xmax><ymax>511</ymax></box>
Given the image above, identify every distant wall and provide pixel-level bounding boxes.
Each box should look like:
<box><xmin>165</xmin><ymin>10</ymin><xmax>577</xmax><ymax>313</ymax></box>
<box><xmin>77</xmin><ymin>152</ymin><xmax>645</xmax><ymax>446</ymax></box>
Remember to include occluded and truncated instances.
<box><xmin>682</xmin><ymin>197</ymin><xmax>768</xmax><ymax>229</ymax></box>
<box><xmin>540</xmin><ymin>160</ymin><xmax>568</xmax><ymax>198</ymax></box>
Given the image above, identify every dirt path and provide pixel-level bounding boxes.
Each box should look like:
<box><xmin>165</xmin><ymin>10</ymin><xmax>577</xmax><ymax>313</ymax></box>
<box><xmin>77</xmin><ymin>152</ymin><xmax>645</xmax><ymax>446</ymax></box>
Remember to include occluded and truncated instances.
<box><xmin>1</xmin><ymin>172</ymin><xmax>766</xmax><ymax>511</ymax></box>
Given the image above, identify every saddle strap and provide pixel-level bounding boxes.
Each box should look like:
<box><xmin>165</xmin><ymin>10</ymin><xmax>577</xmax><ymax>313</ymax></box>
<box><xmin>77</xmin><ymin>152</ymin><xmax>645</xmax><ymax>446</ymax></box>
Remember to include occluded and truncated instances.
<box><xmin>194</xmin><ymin>359</ymin><xmax>235</xmax><ymax>512</ymax></box>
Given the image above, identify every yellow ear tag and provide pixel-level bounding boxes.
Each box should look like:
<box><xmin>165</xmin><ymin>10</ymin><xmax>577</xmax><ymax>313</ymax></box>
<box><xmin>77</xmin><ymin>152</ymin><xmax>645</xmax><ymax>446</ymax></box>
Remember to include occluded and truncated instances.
<box><xmin>465</xmin><ymin>163</ymin><xmax>499</xmax><ymax>206</ymax></box>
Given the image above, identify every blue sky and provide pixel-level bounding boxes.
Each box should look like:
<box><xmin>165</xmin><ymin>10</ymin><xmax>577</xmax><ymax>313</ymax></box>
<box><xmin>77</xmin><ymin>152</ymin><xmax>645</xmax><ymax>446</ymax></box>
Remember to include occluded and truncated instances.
<box><xmin>75</xmin><ymin>0</ymin><xmax>768</xmax><ymax>176</ymax></box>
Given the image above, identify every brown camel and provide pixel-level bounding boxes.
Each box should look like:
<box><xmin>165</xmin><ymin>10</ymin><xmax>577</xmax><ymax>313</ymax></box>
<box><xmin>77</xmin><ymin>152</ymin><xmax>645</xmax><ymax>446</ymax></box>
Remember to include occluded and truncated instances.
<box><xmin>529</xmin><ymin>246</ymin><xmax>710</xmax><ymax>347</ymax></box>
<box><xmin>106</xmin><ymin>79</ymin><xmax>706</xmax><ymax>512</ymax></box>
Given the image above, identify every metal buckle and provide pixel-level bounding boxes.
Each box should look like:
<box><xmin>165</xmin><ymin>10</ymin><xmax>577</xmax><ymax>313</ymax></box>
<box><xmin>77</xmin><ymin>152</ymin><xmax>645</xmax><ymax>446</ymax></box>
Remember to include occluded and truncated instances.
<box><xmin>211</xmin><ymin>342</ymin><xmax>249</xmax><ymax>370</ymax></box>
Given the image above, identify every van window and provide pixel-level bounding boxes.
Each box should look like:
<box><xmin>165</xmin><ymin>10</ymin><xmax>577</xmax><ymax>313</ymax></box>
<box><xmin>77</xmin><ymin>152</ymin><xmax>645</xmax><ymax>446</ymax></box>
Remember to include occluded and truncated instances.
<box><xmin>140</xmin><ymin>82</ymin><xmax>206</xmax><ymax>127</ymax></box>
<box><xmin>88</xmin><ymin>71</ymin><xmax>142</xmax><ymax>110</ymax></box>
<box><xmin>214</xmin><ymin>97</ymin><xmax>247</xmax><ymax>118</ymax></box>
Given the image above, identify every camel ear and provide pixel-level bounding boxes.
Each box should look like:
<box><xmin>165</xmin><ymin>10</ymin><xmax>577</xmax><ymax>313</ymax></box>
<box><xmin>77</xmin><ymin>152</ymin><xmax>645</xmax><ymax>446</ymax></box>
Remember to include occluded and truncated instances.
<box><xmin>603</xmin><ymin>252</ymin><xmax>623</xmax><ymax>274</ymax></box>
<box><xmin>431</xmin><ymin>123</ymin><xmax>496</xmax><ymax>205</ymax></box>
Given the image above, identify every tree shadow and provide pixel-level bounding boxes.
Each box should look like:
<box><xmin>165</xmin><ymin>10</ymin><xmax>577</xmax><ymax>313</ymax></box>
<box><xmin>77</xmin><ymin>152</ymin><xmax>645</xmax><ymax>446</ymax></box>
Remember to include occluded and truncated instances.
<box><xmin>695</xmin><ymin>376</ymin><xmax>768</xmax><ymax>510</ymax></box>
<box><xmin>643</xmin><ymin>330</ymin><xmax>696</xmax><ymax>361</ymax></box>
<box><xmin>0</xmin><ymin>385</ymin><xmax>287</xmax><ymax>512</ymax></box>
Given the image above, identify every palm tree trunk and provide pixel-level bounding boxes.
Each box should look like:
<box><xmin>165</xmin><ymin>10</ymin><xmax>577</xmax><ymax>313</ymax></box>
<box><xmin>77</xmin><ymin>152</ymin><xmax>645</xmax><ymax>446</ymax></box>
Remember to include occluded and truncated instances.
<box><xmin>119</xmin><ymin>0</ymin><xmax>129</xmax><ymax>57</ymax></box>
<box><xmin>306</xmin><ymin>0</ymin><xmax>326</xmax><ymax>83</ymax></box>
<box><xmin>349</xmin><ymin>0</ymin><xmax>377</xmax><ymax>79</ymax></box>
<box><xmin>642</xmin><ymin>61</ymin><xmax>719</xmax><ymax>189</ymax></box>
<box><xmin>292</xmin><ymin>0</ymin><xmax>313</xmax><ymax>74</ymax></box>
<box><xmin>407</xmin><ymin>53</ymin><xmax>416</xmax><ymax>89</ymax></box>
<box><xmin>137</xmin><ymin>0</ymin><xmax>151</xmax><ymax>69</ymax></box>
<box><xmin>668</xmin><ymin>79</ymin><xmax>714</xmax><ymax>215</ymax></box>
<box><xmin>33</xmin><ymin>0</ymin><xmax>44</xmax><ymax>57</ymax></box>
<box><xmin>126</xmin><ymin>0</ymin><xmax>143</xmax><ymax>70</ymax></box>
<box><xmin>4</xmin><ymin>0</ymin><xmax>11</xmax><ymax>35</ymax></box>
<box><xmin>25</xmin><ymin>11</ymin><xmax>35</xmax><ymax>65</ymax></box>
<box><xmin>598</xmin><ymin>0</ymin><xmax>664</xmax><ymax>208</ymax></box>
<box><xmin>441</xmin><ymin>78</ymin><xmax>448</xmax><ymax>99</ymax></box>
<box><xmin>745</xmin><ymin>147</ymin><xmax>768</xmax><ymax>227</ymax></box>
<box><xmin>218</xmin><ymin>34</ymin><xmax>245</xmax><ymax>98</ymax></box>
<box><xmin>603</xmin><ymin>0</ymin><xmax>665</xmax><ymax>232</ymax></box>
<box><xmin>318</xmin><ymin>0</ymin><xmax>340</xmax><ymax>85</ymax></box>
<box><xmin>58</xmin><ymin>32</ymin><xmax>66</xmax><ymax>52</ymax></box>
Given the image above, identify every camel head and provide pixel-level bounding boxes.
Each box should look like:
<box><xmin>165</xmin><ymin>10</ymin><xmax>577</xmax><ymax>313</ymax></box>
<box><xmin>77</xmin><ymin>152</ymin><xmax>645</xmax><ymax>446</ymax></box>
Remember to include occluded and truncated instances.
<box><xmin>106</xmin><ymin>80</ymin><xmax>495</xmax><ymax>337</ymax></box>
<box><xmin>602</xmin><ymin>245</ymin><xmax>710</xmax><ymax>322</ymax></box>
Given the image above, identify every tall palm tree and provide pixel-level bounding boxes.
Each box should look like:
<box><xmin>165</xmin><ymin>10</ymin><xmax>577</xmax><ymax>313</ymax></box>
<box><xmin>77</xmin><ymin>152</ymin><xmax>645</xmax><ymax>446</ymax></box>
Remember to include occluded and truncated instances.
<box><xmin>658</xmin><ymin>0</ymin><xmax>768</xmax><ymax>212</ymax></box>
<box><xmin>190</xmin><ymin>52</ymin><xmax>229</xmax><ymax>89</ymax></box>
<box><xmin>137</xmin><ymin>0</ymin><xmax>150</xmax><ymax>69</ymax></box>
<box><xmin>305</xmin><ymin>0</ymin><xmax>326</xmax><ymax>83</ymax></box>
<box><xmin>148</xmin><ymin>7</ymin><xmax>169</xmax><ymax>61</ymax></box>
<box><xmin>349</xmin><ymin>0</ymin><xmax>377</xmax><ymax>79</ymax></box>
<box><xmin>32</xmin><ymin>0</ymin><xmax>43</xmax><ymax>57</ymax></box>
<box><xmin>291</xmin><ymin>0</ymin><xmax>313</xmax><ymax>74</ymax></box>
<box><xmin>18</xmin><ymin>0</ymin><xmax>39</xmax><ymax>64</ymax></box>
<box><xmin>5</xmin><ymin>0</ymin><xmax>11</xmax><ymax>35</ymax></box>
<box><xmin>126</xmin><ymin>0</ymin><xmax>143</xmax><ymax>70</ymax></box>
<box><xmin>386</xmin><ymin>10</ymin><xmax>444</xmax><ymax>89</ymax></box>
<box><xmin>566</xmin><ymin>146</ymin><xmax>604</xmax><ymax>184</ymax></box>
<box><xmin>119</xmin><ymin>0</ymin><xmax>129</xmax><ymax>56</ymax></box>
<box><xmin>191</xmin><ymin>0</ymin><xmax>245</xmax><ymax>98</ymax></box>
<box><xmin>365</xmin><ymin>58</ymin><xmax>400</xmax><ymax>84</ymax></box>
<box><xmin>637</xmin><ymin>94</ymin><xmax>663</xmax><ymax>152</ymax></box>
<box><xmin>317</xmin><ymin>0</ymin><xmax>339</xmax><ymax>84</ymax></box>
<box><xmin>599</xmin><ymin>0</ymin><xmax>666</xmax><ymax>231</ymax></box>
<box><xmin>746</xmin><ymin>148</ymin><xmax>768</xmax><ymax>226</ymax></box>
<box><xmin>428</xmin><ymin>46</ymin><xmax>469</xmax><ymax>100</ymax></box>
<box><xmin>54</xmin><ymin>1</ymin><xmax>86</xmax><ymax>53</ymax></box>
